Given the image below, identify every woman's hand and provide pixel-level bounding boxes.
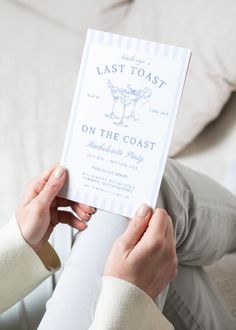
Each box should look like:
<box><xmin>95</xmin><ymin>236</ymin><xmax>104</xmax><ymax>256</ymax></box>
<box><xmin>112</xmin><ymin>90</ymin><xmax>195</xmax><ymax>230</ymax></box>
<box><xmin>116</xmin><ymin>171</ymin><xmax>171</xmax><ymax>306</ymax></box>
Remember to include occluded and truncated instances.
<box><xmin>16</xmin><ymin>165</ymin><xmax>95</xmax><ymax>252</ymax></box>
<box><xmin>104</xmin><ymin>204</ymin><xmax>177</xmax><ymax>299</ymax></box>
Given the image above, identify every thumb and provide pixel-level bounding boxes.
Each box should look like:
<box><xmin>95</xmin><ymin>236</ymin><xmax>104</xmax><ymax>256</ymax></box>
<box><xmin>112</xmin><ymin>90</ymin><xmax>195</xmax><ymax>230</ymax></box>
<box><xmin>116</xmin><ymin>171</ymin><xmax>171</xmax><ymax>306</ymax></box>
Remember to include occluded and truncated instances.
<box><xmin>36</xmin><ymin>166</ymin><xmax>66</xmax><ymax>206</ymax></box>
<box><xmin>119</xmin><ymin>204</ymin><xmax>152</xmax><ymax>251</ymax></box>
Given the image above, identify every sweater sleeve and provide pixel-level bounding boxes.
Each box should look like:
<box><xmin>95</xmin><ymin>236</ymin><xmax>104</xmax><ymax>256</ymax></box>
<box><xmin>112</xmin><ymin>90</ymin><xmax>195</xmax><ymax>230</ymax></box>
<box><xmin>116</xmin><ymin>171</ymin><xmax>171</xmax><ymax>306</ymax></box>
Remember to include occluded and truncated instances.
<box><xmin>0</xmin><ymin>216</ymin><xmax>60</xmax><ymax>314</ymax></box>
<box><xmin>89</xmin><ymin>276</ymin><xmax>173</xmax><ymax>330</ymax></box>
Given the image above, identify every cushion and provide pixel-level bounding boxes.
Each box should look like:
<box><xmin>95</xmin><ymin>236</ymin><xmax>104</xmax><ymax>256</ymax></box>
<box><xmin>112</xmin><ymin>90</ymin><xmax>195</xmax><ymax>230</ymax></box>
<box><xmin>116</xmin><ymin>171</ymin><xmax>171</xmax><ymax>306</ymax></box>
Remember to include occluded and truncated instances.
<box><xmin>10</xmin><ymin>0</ymin><xmax>236</xmax><ymax>156</ymax></box>
<box><xmin>111</xmin><ymin>0</ymin><xmax>236</xmax><ymax>155</ymax></box>
<box><xmin>14</xmin><ymin>0</ymin><xmax>131</xmax><ymax>32</ymax></box>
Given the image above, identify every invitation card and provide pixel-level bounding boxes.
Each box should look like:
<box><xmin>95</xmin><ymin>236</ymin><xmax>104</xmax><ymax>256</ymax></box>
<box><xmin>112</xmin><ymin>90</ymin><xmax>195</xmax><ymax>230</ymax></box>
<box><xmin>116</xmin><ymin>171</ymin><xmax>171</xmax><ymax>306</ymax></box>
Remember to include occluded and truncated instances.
<box><xmin>60</xmin><ymin>29</ymin><xmax>191</xmax><ymax>217</ymax></box>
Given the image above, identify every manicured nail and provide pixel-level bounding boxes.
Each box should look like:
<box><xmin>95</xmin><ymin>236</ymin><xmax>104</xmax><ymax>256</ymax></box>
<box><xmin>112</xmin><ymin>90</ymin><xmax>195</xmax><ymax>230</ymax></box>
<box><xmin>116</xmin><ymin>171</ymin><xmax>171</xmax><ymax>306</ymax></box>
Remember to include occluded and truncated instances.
<box><xmin>87</xmin><ymin>208</ymin><xmax>96</xmax><ymax>216</ymax></box>
<box><xmin>135</xmin><ymin>204</ymin><xmax>150</xmax><ymax>217</ymax></box>
<box><xmin>53</xmin><ymin>166</ymin><xmax>66</xmax><ymax>179</ymax></box>
<box><xmin>81</xmin><ymin>222</ymin><xmax>88</xmax><ymax>230</ymax></box>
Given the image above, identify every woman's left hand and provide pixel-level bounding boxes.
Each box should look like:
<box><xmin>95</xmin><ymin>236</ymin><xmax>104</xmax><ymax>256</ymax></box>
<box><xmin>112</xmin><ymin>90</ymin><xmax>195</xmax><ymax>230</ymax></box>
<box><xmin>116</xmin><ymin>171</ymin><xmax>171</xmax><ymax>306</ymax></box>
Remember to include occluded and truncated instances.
<box><xmin>16</xmin><ymin>165</ymin><xmax>95</xmax><ymax>252</ymax></box>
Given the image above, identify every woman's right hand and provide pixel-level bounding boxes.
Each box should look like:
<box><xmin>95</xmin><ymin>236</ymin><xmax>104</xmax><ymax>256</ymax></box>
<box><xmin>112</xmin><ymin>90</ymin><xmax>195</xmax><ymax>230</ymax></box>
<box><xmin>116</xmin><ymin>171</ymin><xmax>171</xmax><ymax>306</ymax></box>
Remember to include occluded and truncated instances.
<box><xmin>104</xmin><ymin>204</ymin><xmax>177</xmax><ymax>299</ymax></box>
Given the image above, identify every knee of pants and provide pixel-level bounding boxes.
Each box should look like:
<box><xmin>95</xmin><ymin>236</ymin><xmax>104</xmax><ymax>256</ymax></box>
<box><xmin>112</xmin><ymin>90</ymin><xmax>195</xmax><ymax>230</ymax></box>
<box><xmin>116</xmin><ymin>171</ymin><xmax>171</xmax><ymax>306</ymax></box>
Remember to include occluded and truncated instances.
<box><xmin>163</xmin><ymin>265</ymin><xmax>235</xmax><ymax>330</ymax></box>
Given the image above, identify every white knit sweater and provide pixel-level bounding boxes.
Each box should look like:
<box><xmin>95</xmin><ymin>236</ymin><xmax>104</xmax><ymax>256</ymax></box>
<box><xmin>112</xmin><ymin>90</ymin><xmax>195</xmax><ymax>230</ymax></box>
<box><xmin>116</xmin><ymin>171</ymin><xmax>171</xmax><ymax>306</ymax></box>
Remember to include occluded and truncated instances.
<box><xmin>0</xmin><ymin>218</ymin><xmax>173</xmax><ymax>330</ymax></box>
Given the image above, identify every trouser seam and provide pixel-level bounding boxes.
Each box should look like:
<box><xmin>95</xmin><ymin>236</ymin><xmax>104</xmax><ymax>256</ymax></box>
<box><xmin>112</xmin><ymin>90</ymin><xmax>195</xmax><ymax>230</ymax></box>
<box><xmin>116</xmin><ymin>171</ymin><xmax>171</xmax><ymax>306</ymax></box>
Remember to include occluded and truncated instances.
<box><xmin>167</xmin><ymin>282</ymin><xmax>204</xmax><ymax>330</ymax></box>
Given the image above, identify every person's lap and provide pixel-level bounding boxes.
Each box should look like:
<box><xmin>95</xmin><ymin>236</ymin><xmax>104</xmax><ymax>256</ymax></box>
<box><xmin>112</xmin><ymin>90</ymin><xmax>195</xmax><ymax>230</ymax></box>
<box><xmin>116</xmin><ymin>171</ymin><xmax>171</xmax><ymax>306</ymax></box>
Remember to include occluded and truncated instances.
<box><xmin>38</xmin><ymin>158</ymin><xmax>236</xmax><ymax>329</ymax></box>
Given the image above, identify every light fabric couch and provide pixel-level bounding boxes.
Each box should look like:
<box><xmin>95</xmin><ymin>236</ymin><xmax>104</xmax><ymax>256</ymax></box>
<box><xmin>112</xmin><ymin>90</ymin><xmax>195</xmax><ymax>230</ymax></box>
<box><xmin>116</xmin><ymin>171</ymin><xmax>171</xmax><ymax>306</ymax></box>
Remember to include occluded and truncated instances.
<box><xmin>0</xmin><ymin>0</ymin><xmax>235</xmax><ymax>328</ymax></box>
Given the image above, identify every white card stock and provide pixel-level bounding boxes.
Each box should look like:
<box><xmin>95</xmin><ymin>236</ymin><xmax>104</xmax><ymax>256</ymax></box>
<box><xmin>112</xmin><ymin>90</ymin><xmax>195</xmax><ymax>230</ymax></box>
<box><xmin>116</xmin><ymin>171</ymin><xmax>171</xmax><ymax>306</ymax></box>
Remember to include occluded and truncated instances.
<box><xmin>60</xmin><ymin>29</ymin><xmax>191</xmax><ymax>217</ymax></box>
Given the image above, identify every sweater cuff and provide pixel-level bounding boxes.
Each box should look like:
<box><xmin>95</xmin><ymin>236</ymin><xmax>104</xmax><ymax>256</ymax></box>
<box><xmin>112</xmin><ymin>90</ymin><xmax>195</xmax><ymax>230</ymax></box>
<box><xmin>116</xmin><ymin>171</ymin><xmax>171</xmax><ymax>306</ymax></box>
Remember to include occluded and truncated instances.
<box><xmin>0</xmin><ymin>216</ymin><xmax>60</xmax><ymax>313</ymax></box>
<box><xmin>37</xmin><ymin>241</ymin><xmax>61</xmax><ymax>272</ymax></box>
<box><xmin>90</xmin><ymin>276</ymin><xmax>173</xmax><ymax>330</ymax></box>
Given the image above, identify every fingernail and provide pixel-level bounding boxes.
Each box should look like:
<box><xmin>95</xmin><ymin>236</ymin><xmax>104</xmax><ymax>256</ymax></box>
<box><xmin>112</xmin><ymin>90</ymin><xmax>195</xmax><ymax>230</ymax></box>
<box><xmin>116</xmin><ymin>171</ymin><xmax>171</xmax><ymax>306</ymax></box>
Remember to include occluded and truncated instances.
<box><xmin>53</xmin><ymin>166</ymin><xmax>66</xmax><ymax>179</ymax></box>
<box><xmin>91</xmin><ymin>207</ymin><xmax>96</xmax><ymax>214</ymax></box>
<box><xmin>135</xmin><ymin>204</ymin><xmax>150</xmax><ymax>217</ymax></box>
<box><xmin>81</xmin><ymin>222</ymin><xmax>88</xmax><ymax>230</ymax></box>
